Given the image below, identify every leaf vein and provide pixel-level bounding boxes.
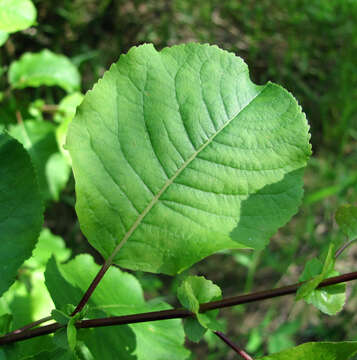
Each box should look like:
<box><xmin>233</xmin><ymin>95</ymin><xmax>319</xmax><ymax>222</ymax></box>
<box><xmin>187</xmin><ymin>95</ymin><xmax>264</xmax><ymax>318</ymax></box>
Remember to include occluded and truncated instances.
<box><xmin>106</xmin><ymin>71</ymin><xmax>267</xmax><ymax>263</ymax></box>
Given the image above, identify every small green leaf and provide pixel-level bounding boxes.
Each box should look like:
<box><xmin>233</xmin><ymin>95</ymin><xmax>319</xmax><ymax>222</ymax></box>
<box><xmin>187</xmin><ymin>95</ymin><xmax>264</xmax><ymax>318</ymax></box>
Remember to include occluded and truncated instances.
<box><xmin>0</xmin><ymin>0</ymin><xmax>36</xmax><ymax>33</ymax></box>
<box><xmin>51</xmin><ymin>309</ymin><xmax>70</xmax><ymax>325</ymax></box>
<box><xmin>0</xmin><ymin>133</ymin><xmax>43</xmax><ymax>296</ymax></box>
<box><xmin>9</xmin><ymin>49</ymin><xmax>80</xmax><ymax>93</ymax></box>
<box><xmin>67</xmin><ymin>317</ymin><xmax>77</xmax><ymax>352</ymax></box>
<box><xmin>52</xmin><ymin>315</ymin><xmax>81</xmax><ymax>356</ymax></box>
<box><xmin>177</xmin><ymin>276</ymin><xmax>221</xmax><ymax>314</ymax></box>
<box><xmin>296</xmin><ymin>242</ymin><xmax>335</xmax><ymax>301</ymax></box>
<box><xmin>183</xmin><ymin>317</ymin><xmax>206</xmax><ymax>343</ymax></box>
<box><xmin>307</xmin><ymin>283</ymin><xmax>345</xmax><ymax>315</ymax></box>
<box><xmin>336</xmin><ymin>204</ymin><xmax>357</xmax><ymax>240</ymax></box>
<box><xmin>197</xmin><ymin>312</ymin><xmax>224</xmax><ymax>331</ymax></box>
<box><xmin>258</xmin><ymin>341</ymin><xmax>357</xmax><ymax>360</ymax></box>
<box><xmin>177</xmin><ymin>276</ymin><xmax>222</xmax><ymax>341</ymax></box>
<box><xmin>296</xmin><ymin>259</ymin><xmax>325</xmax><ymax>301</ymax></box>
<box><xmin>296</xmin><ymin>256</ymin><xmax>346</xmax><ymax>315</ymax></box>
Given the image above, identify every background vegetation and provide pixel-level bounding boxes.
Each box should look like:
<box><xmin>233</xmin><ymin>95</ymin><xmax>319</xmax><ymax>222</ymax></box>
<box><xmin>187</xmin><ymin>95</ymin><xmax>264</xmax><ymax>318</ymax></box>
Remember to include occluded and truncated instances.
<box><xmin>1</xmin><ymin>0</ymin><xmax>357</xmax><ymax>358</ymax></box>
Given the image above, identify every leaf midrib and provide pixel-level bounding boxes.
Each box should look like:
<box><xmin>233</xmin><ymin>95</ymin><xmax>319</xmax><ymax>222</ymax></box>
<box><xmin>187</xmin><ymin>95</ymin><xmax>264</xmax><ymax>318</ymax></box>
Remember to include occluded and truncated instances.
<box><xmin>107</xmin><ymin>84</ymin><xmax>267</xmax><ymax>264</ymax></box>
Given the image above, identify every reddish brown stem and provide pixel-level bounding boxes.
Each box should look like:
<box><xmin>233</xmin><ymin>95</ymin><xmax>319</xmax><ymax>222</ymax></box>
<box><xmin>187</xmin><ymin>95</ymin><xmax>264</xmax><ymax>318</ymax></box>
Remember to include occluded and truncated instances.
<box><xmin>200</xmin><ymin>270</ymin><xmax>357</xmax><ymax>312</ymax></box>
<box><xmin>214</xmin><ymin>331</ymin><xmax>254</xmax><ymax>360</ymax></box>
<box><xmin>5</xmin><ymin>316</ymin><xmax>52</xmax><ymax>336</ymax></box>
<box><xmin>1</xmin><ymin>270</ymin><xmax>356</xmax><ymax>346</ymax></box>
<box><xmin>71</xmin><ymin>261</ymin><xmax>111</xmax><ymax>316</ymax></box>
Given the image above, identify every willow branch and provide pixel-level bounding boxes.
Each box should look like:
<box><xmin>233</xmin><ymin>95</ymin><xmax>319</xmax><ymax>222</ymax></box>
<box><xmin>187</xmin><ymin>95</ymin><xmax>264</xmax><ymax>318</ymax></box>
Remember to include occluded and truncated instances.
<box><xmin>1</xmin><ymin>270</ymin><xmax>356</xmax><ymax>346</ymax></box>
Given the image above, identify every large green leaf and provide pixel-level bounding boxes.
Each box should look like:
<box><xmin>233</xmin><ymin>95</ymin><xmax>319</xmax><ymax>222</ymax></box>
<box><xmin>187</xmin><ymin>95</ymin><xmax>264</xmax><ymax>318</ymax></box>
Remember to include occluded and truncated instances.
<box><xmin>67</xmin><ymin>43</ymin><xmax>311</xmax><ymax>275</ymax></box>
<box><xmin>0</xmin><ymin>0</ymin><xmax>36</xmax><ymax>33</ymax></box>
<box><xmin>0</xmin><ymin>133</ymin><xmax>43</xmax><ymax>296</ymax></box>
<box><xmin>9</xmin><ymin>50</ymin><xmax>80</xmax><ymax>93</ymax></box>
<box><xmin>45</xmin><ymin>255</ymin><xmax>190</xmax><ymax>360</ymax></box>
<box><xmin>259</xmin><ymin>341</ymin><xmax>357</xmax><ymax>360</ymax></box>
<box><xmin>79</xmin><ymin>320</ymin><xmax>136</xmax><ymax>360</ymax></box>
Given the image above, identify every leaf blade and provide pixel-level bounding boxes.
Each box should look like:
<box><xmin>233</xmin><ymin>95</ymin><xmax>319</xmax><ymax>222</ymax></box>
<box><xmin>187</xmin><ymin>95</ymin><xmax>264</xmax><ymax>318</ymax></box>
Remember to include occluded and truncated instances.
<box><xmin>67</xmin><ymin>43</ymin><xmax>311</xmax><ymax>275</ymax></box>
<box><xmin>0</xmin><ymin>0</ymin><xmax>36</xmax><ymax>33</ymax></box>
<box><xmin>8</xmin><ymin>50</ymin><xmax>80</xmax><ymax>93</ymax></box>
<box><xmin>0</xmin><ymin>133</ymin><xmax>43</xmax><ymax>296</ymax></box>
<box><xmin>259</xmin><ymin>341</ymin><xmax>357</xmax><ymax>360</ymax></box>
<box><xmin>45</xmin><ymin>254</ymin><xmax>190</xmax><ymax>360</ymax></box>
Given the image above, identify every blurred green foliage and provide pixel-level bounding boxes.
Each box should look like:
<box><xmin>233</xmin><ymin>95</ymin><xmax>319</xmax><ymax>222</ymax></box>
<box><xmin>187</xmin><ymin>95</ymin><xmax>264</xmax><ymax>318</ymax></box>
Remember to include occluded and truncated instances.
<box><xmin>3</xmin><ymin>0</ymin><xmax>356</xmax><ymax>151</ymax></box>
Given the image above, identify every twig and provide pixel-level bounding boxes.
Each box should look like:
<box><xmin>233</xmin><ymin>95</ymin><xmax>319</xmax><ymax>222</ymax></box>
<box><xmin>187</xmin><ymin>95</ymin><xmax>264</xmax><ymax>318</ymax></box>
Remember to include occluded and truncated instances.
<box><xmin>335</xmin><ymin>238</ymin><xmax>357</xmax><ymax>258</ymax></box>
<box><xmin>71</xmin><ymin>260</ymin><xmax>112</xmax><ymax>316</ymax></box>
<box><xmin>214</xmin><ymin>331</ymin><xmax>254</xmax><ymax>360</ymax></box>
<box><xmin>5</xmin><ymin>316</ymin><xmax>52</xmax><ymax>336</ymax></box>
<box><xmin>1</xmin><ymin>270</ymin><xmax>356</xmax><ymax>346</ymax></box>
<box><xmin>41</xmin><ymin>104</ymin><xmax>59</xmax><ymax>113</ymax></box>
